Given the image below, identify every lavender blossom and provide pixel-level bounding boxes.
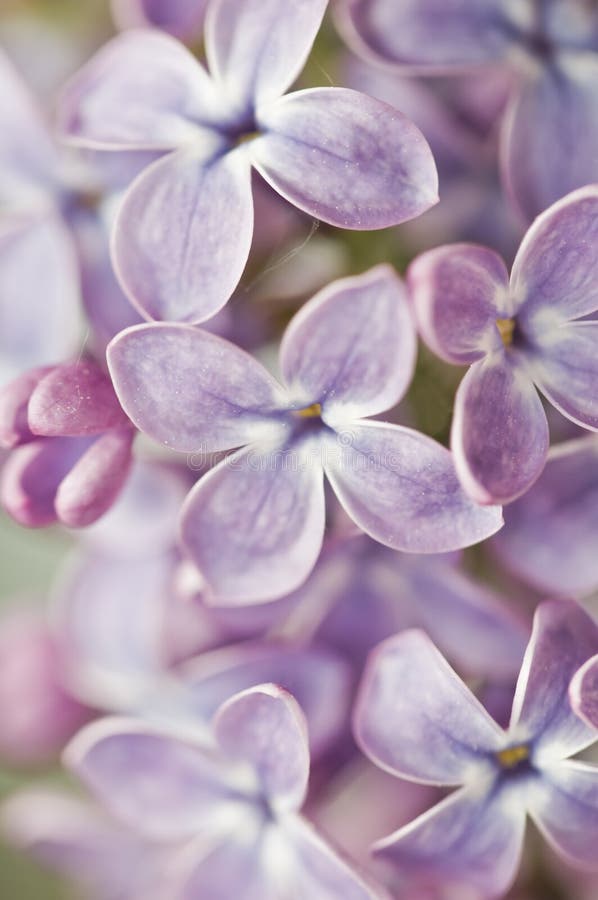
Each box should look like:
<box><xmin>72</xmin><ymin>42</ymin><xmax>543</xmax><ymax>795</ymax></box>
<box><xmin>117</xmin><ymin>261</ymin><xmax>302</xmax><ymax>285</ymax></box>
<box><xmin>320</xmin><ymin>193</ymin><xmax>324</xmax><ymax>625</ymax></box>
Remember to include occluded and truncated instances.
<box><xmin>409</xmin><ymin>185</ymin><xmax>598</xmax><ymax>505</ymax></box>
<box><xmin>354</xmin><ymin>600</ymin><xmax>598</xmax><ymax>897</ymax></box>
<box><xmin>111</xmin><ymin>0</ymin><xmax>208</xmax><ymax>41</ymax></box>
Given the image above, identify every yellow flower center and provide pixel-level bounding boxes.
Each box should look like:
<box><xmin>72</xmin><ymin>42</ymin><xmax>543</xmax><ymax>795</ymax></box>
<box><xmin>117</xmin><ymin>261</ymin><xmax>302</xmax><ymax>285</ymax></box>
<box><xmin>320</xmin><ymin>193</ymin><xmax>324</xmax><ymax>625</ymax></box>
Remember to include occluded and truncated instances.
<box><xmin>293</xmin><ymin>402</ymin><xmax>322</xmax><ymax>419</ymax></box>
<box><xmin>496</xmin><ymin>744</ymin><xmax>529</xmax><ymax>769</ymax></box>
<box><xmin>496</xmin><ymin>318</ymin><xmax>515</xmax><ymax>346</ymax></box>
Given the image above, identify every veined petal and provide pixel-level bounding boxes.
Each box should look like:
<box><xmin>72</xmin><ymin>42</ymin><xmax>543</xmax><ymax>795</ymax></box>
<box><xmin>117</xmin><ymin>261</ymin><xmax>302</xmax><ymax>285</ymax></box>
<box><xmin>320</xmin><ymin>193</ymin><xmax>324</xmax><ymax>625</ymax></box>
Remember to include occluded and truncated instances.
<box><xmin>107</xmin><ymin>324</ymin><xmax>285</xmax><ymax>453</ymax></box>
<box><xmin>408</xmin><ymin>244</ymin><xmax>509</xmax><ymax>365</ymax></box>
<box><xmin>280</xmin><ymin>266</ymin><xmax>416</xmax><ymax>419</ymax></box>
<box><xmin>180</xmin><ymin>444</ymin><xmax>326</xmax><ymax>604</ymax></box>
<box><xmin>252</xmin><ymin>88</ymin><xmax>438</xmax><ymax>229</ymax></box>
<box><xmin>510</xmin><ymin>185</ymin><xmax>598</xmax><ymax>322</ymax></box>
<box><xmin>111</xmin><ymin>0</ymin><xmax>208</xmax><ymax>41</ymax></box>
<box><xmin>451</xmin><ymin>355</ymin><xmax>549</xmax><ymax>505</ymax></box>
<box><xmin>570</xmin><ymin>654</ymin><xmax>598</xmax><ymax>731</ymax></box>
<box><xmin>58</xmin><ymin>30</ymin><xmax>222</xmax><ymax>150</ymax></box>
<box><xmin>323</xmin><ymin>421</ymin><xmax>503</xmax><ymax>553</ymax></box>
<box><xmin>509</xmin><ymin>600</ymin><xmax>598</xmax><ymax>760</ymax></box>
<box><xmin>373</xmin><ymin>783</ymin><xmax>526</xmax><ymax>898</ymax></box>
<box><xmin>205</xmin><ymin>0</ymin><xmax>328</xmax><ymax>111</ymax></box>
<box><xmin>354</xmin><ymin>630</ymin><xmax>504</xmax><ymax>785</ymax></box>
<box><xmin>214</xmin><ymin>685</ymin><xmax>309</xmax><ymax>813</ymax></box>
<box><xmin>112</xmin><ymin>146</ymin><xmax>254</xmax><ymax>324</ymax></box>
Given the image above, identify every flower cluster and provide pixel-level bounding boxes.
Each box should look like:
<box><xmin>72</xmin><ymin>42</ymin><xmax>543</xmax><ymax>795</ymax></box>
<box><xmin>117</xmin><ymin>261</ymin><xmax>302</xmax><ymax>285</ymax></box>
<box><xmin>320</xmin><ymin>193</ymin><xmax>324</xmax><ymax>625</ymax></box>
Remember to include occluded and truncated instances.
<box><xmin>0</xmin><ymin>1</ymin><xmax>597</xmax><ymax>899</ymax></box>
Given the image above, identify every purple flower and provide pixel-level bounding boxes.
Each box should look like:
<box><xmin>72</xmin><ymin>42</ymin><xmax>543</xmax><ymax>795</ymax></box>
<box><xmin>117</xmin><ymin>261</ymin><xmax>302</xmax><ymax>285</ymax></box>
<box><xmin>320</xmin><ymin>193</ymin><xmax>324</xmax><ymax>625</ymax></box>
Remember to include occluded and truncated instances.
<box><xmin>570</xmin><ymin>653</ymin><xmax>598</xmax><ymax>733</ymax></box>
<box><xmin>354</xmin><ymin>599</ymin><xmax>598</xmax><ymax>897</ymax></box>
<box><xmin>58</xmin><ymin>0</ymin><xmax>439</xmax><ymax>324</ymax></box>
<box><xmin>408</xmin><ymin>185</ymin><xmax>598</xmax><ymax>505</ymax></box>
<box><xmin>107</xmin><ymin>266</ymin><xmax>502</xmax><ymax>603</ymax></box>
<box><xmin>111</xmin><ymin>0</ymin><xmax>208</xmax><ymax>41</ymax></box>
<box><xmin>336</xmin><ymin>0</ymin><xmax>598</xmax><ymax>222</ymax></box>
<box><xmin>64</xmin><ymin>685</ymin><xmax>383</xmax><ymax>898</ymax></box>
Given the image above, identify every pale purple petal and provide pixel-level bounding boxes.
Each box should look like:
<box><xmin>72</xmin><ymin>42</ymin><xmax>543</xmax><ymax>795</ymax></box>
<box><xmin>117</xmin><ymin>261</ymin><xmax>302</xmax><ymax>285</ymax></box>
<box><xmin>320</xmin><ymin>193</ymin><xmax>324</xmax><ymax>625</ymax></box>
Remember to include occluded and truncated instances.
<box><xmin>252</xmin><ymin>88</ymin><xmax>438</xmax><ymax>228</ymax></box>
<box><xmin>570</xmin><ymin>654</ymin><xmax>598</xmax><ymax>731</ymax></box>
<box><xmin>205</xmin><ymin>0</ymin><xmax>328</xmax><ymax>110</ymax></box>
<box><xmin>451</xmin><ymin>354</ymin><xmax>549</xmax><ymax>504</ymax></box>
<box><xmin>501</xmin><ymin>58</ymin><xmax>598</xmax><ymax>223</ymax></box>
<box><xmin>112</xmin><ymin>147</ymin><xmax>254</xmax><ymax>323</ymax></box>
<box><xmin>280</xmin><ymin>266</ymin><xmax>416</xmax><ymax>419</ymax></box>
<box><xmin>527</xmin><ymin>760</ymin><xmax>598</xmax><ymax>868</ymax></box>
<box><xmin>214</xmin><ymin>684</ymin><xmax>309</xmax><ymax>812</ymax></box>
<box><xmin>64</xmin><ymin>718</ymin><xmax>232</xmax><ymax>840</ymax></box>
<box><xmin>336</xmin><ymin>0</ymin><xmax>512</xmax><ymax>72</ymax></box>
<box><xmin>107</xmin><ymin>324</ymin><xmax>285</xmax><ymax>453</ymax></box>
<box><xmin>323</xmin><ymin>422</ymin><xmax>503</xmax><ymax>553</ymax></box>
<box><xmin>0</xmin><ymin>366</ymin><xmax>51</xmax><ymax>448</ymax></box>
<box><xmin>509</xmin><ymin>600</ymin><xmax>598</xmax><ymax>759</ymax></box>
<box><xmin>180</xmin><ymin>444</ymin><xmax>326</xmax><ymax>604</ymax></box>
<box><xmin>407</xmin><ymin>244</ymin><xmax>509</xmax><ymax>365</ymax></box>
<box><xmin>373</xmin><ymin>784</ymin><xmax>526</xmax><ymax>898</ymax></box>
<box><xmin>510</xmin><ymin>185</ymin><xmax>598</xmax><ymax>322</ymax></box>
<box><xmin>178</xmin><ymin>837</ymin><xmax>265</xmax><ymax>900</ymax></box>
<box><xmin>111</xmin><ymin>0</ymin><xmax>208</xmax><ymax>40</ymax></box>
<box><xmin>354</xmin><ymin>629</ymin><xmax>504</xmax><ymax>785</ymax></box>
<box><xmin>58</xmin><ymin>30</ymin><xmax>222</xmax><ymax>150</ymax></box>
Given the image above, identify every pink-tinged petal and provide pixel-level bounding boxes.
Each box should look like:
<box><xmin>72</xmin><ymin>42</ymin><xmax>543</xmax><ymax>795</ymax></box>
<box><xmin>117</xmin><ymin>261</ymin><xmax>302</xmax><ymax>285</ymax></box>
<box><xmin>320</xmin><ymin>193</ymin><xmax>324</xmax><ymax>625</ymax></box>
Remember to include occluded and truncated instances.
<box><xmin>570</xmin><ymin>655</ymin><xmax>598</xmax><ymax>731</ymax></box>
<box><xmin>0</xmin><ymin>366</ymin><xmax>51</xmax><ymax>448</ymax></box>
<box><xmin>55</xmin><ymin>428</ymin><xmax>134</xmax><ymax>528</ymax></box>
<box><xmin>510</xmin><ymin>600</ymin><xmax>598</xmax><ymax>759</ymax></box>
<box><xmin>323</xmin><ymin>422</ymin><xmax>503</xmax><ymax>553</ymax></box>
<box><xmin>529</xmin><ymin>322</ymin><xmax>598</xmax><ymax>431</ymax></box>
<box><xmin>354</xmin><ymin>630</ymin><xmax>504</xmax><ymax>785</ymax></box>
<box><xmin>205</xmin><ymin>0</ymin><xmax>328</xmax><ymax>111</ymax></box>
<box><xmin>28</xmin><ymin>361</ymin><xmax>129</xmax><ymax>437</ymax></box>
<box><xmin>112</xmin><ymin>146</ymin><xmax>254</xmax><ymax>323</ymax></box>
<box><xmin>252</xmin><ymin>88</ymin><xmax>438</xmax><ymax>229</ymax></box>
<box><xmin>58</xmin><ymin>30</ymin><xmax>222</xmax><ymax>150</ymax></box>
<box><xmin>451</xmin><ymin>354</ymin><xmax>549</xmax><ymax>505</ymax></box>
<box><xmin>373</xmin><ymin>784</ymin><xmax>526</xmax><ymax>898</ymax></box>
<box><xmin>64</xmin><ymin>718</ymin><xmax>232</xmax><ymax>840</ymax></box>
<box><xmin>501</xmin><ymin>58</ymin><xmax>598</xmax><ymax>224</ymax></box>
<box><xmin>407</xmin><ymin>244</ymin><xmax>509</xmax><ymax>365</ymax></box>
<box><xmin>528</xmin><ymin>760</ymin><xmax>598</xmax><ymax>868</ymax></box>
<box><xmin>111</xmin><ymin>0</ymin><xmax>208</xmax><ymax>41</ymax></box>
<box><xmin>280</xmin><ymin>266</ymin><xmax>416</xmax><ymax>419</ymax></box>
<box><xmin>510</xmin><ymin>185</ymin><xmax>598</xmax><ymax>322</ymax></box>
<box><xmin>214</xmin><ymin>684</ymin><xmax>309</xmax><ymax>812</ymax></box>
<box><xmin>493</xmin><ymin>437</ymin><xmax>598</xmax><ymax>597</ymax></box>
<box><xmin>180</xmin><ymin>444</ymin><xmax>326</xmax><ymax>604</ymax></box>
<box><xmin>335</xmin><ymin>0</ymin><xmax>512</xmax><ymax>72</ymax></box>
<box><xmin>107</xmin><ymin>324</ymin><xmax>284</xmax><ymax>453</ymax></box>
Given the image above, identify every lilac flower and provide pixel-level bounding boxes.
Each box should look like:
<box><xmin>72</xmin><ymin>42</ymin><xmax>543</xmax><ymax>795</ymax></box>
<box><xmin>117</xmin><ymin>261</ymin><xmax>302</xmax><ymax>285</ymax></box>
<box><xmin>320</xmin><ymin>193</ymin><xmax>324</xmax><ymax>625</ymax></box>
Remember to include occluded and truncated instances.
<box><xmin>408</xmin><ymin>185</ymin><xmax>598</xmax><ymax>505</ymax></box>
<box><xmin>336</xmin><ymin>0</ymin><xmax>598</xmax><ymax>222</ymax></box>
<box><xmin>58</xmin><ymin>0</ymin><xmax>439</xmax><ymax>324</ymax></box>
<box><xmin>570</xmin><ymin>653</ymin><xmax>598</xmax><ymax>732</ymax></box>
<box><xmin>111</xmin><ymin>0</ymin><xmax>208</xmax><ymax>42</ymax></box>
<box><xmin>64</xmin><ymin>685</ymin><xmax>383</xmax><ymax>898</ymax></box>
<box><xmin>107</xmin><ymin>266</ymin><xmax>502</xmax><ymax>603</ymax></box>
<box><xmin>354</xmin><ymin>600</ymin><xmax>598</xmax><ymax>898</ymax></box>
<box><xmin>0</xmin><ymin>359</ymin><xmax>134</xmax><ymax>527</ymax></box>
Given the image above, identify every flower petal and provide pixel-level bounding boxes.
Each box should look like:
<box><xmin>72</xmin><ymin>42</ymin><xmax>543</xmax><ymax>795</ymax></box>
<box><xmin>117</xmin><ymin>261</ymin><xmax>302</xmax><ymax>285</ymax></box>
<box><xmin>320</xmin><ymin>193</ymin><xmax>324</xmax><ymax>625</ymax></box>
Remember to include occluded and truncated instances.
<box><xmin>214</xmin><ymin>684</ymin><xmax>309</xmax><ymax>812</ymax></box>
<box><xmin>252</xmin><ymin>88</ymin><xmax>438</xmax><ymax>228</ymax></box>
<box><xmin>180</xmin><ymin>444</ymin><xmax>326</xmax><ymax>603</ymax></box>
<box><xmin>570</xmin><ymin>654</ymin><xmax>598</xmax><ymax>731</ymax></box>
<box><xmin>280</xmin><ymin>266</ymin><xmax>416</xmax><ymax>419</ymax></box>
<box><xmin>107</xmin><ymin>324</ymin><xmax>284</xmax><ymax>453</ymax></box>
<box><xmin>501</xmin><ymin>57</ymin><xmax>598</xmax><ymax>224</ymax></box>
<box><xmin>373</xmin><ymin>784</ymin><xmax>526</xmax><ymax>898</ymax></box>
<box><xmin>407</xmin><ymin>244</ymin><xmax>509</xmax><ymax>365</ymax></box>
<box><xmin>509</xmin><ymin>600</ymin><xmax>598</xmax><ymax>759</ymax></box>
<box><xmin>354</xmin><ymin>629</ymin><xmax>504</xmax><ymax>785</ymax></box>
<box><xmin>111</xmin><ymin>0</ymin><xmax>208</xmax><ymax>41</ymax></box>
<box><xmin>0</xmin><ymin>366</ymin><xmax>51</xmax><ymax>448</ymax></box>
<box><xmin>450</xmin><ymin>354</ymin><xmax>549</xmax><ymax>504</ymax></box>
<box><xmin>205</xmin><ymin>0</ymin><xmax>327</xmax><ymax>111</ymax></box>
<box><xmin>112</xmin><ymin>147</ymin><xmax>254</xmax><ymax>323</ymax></box>
<box><xmin>323</xmin><ymin>421</ymin><xmax>503</xmax><ymax>553</ymax></box>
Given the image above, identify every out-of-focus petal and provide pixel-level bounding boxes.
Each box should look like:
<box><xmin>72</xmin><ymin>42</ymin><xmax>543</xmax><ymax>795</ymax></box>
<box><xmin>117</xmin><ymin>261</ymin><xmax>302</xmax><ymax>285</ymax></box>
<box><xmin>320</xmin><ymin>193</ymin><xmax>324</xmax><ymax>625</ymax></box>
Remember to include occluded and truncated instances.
<box><xmin>205</xmin><ymin>0</ymin><xmax>328</xmax><ymax>111</ymax></box>
<box><xmin>180</xmin><ymin>444</ymin><xmax>326</xmax><ymax>604</ymax></box>
<box><xmin>252</xmin><ymin>88</ymin><xmax>438</xmax><ymax>228</ymax></box>
<box><xmin>354</xmin><ymin>630</ymin><xmax>504</xmax><ymax>785</ymax></box>
<box><xmin>408</xmin><ymin>244</ymin><xmax>509</xmax><ymax>365</ymax></box>
<box><xmin>280</xmin><ymin>266</ymin><xmax>416</xmax><ymax>419</ymax></box>
<box><xmin>0</xmin><ymin>366</ymin><xmax>51</xmax><ymax>448</ymax></box>
<box><xmin>570</xmin><ymin>654</ymin><xmax>598</xmax><ymax>731</ymax></box>
<box><xmin>510</xmin><ymin>600</ymin><xmax>598</xmax><ymax>760</ymax></box>
<box><xmin>323</xmin><ymin>422</ymin><xmax>503</xmax><ymax>553</ymax></box>
<box><xmin>107</xmin><ymin>323</ymin><xmax>285</xmax><ymax>452</ymax></box>
<box><xmin>111</xmin><ymin>0</ymin><xmax>208</xmax><ymax>41</ymax></box>
<box><xmin>451</xmin><ymin>354</ymin><xmax>549</xmax><ymax>504</ymax></box>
